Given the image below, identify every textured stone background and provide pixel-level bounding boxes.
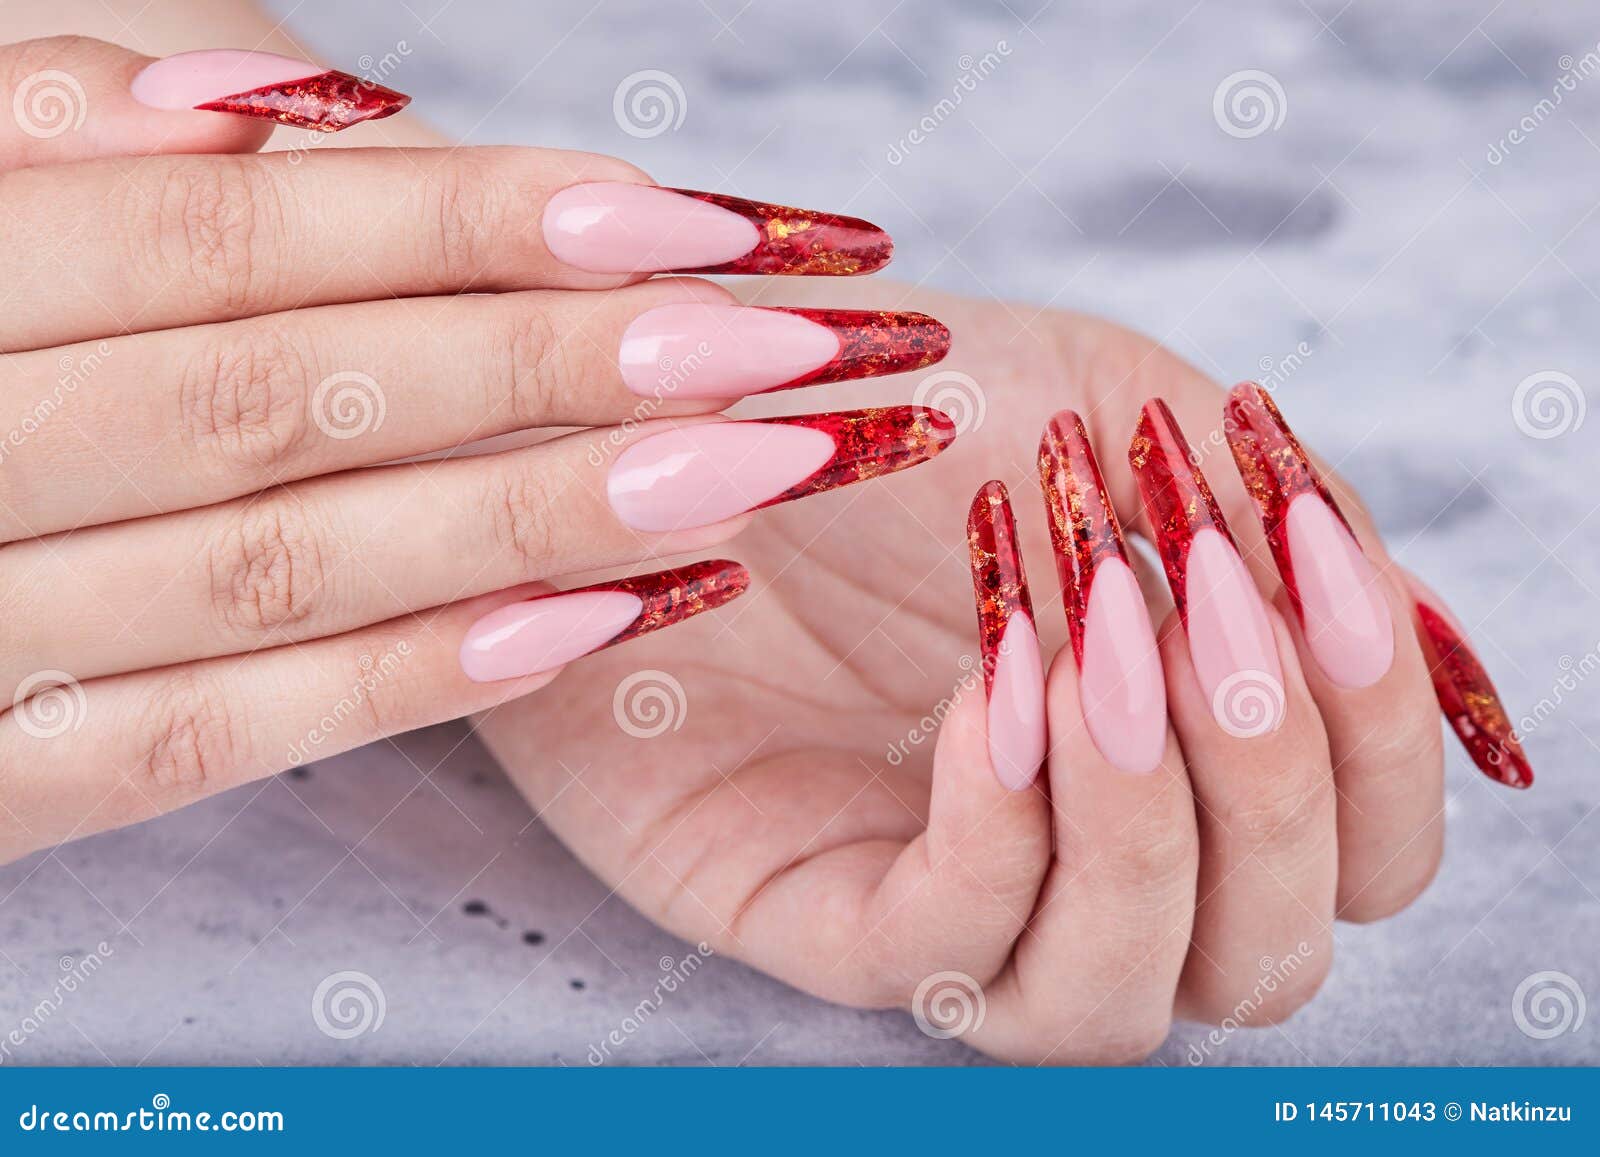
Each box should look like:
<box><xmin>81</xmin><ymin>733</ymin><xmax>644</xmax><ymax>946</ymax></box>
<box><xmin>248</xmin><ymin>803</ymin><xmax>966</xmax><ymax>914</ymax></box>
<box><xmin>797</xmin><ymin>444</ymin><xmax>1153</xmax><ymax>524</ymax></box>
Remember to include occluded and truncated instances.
<box><xmin>3</xmin><ymin>0</ymin><xmax>1596</xmax><ymax>1066</ymax></box>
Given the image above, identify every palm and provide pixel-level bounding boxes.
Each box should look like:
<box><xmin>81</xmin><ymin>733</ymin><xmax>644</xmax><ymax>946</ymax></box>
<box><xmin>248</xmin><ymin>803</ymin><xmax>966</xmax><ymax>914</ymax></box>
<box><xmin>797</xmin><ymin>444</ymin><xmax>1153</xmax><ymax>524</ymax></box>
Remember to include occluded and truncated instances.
<box><xmin>478</xmin><ymin>282</ymin><xmax>1204</xmax><ymax>1004</ymax></box>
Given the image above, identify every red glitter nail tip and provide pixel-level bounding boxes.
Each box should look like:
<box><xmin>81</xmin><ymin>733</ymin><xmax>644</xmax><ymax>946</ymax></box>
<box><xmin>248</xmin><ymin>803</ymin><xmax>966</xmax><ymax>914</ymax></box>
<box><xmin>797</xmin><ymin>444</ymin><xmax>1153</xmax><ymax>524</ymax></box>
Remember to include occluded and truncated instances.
<box><xmin>196</xmin><ymin>69</ymin><xmax>410</xmax><ymax>132</ymax></box>
<box><xmin>761</xmin><ymin>309</ymin><xmax>949</xmax><ymax>394</ymax></box>
<box><xmin>666</xmin><ymin>189</ymin><xmax>893</xmax><ymax>276</ymax></box>
<box><xmin>1413</xmin><ymin>601</ymin><xmax>1533</xmax><ymax>789</ymax></box>
<box><xmin>1223</xmin><ymin>382</ymin><xmax>1360</xmax><ymax>617</ymax></box>
<box><xmin>969</xmin><ymin>481</ymin><xmax>1034</xmax><ymax>695</ymax></box>
<box><xmin>567</xmin><ymin>559</ymin><xmax>750</xmax><ymax>653</ymax></box>
<box><xmin>1039</xmin><ymin>411</ymin><xmax>1132</xmax><ymax>666</ymax></box>
<box><xmin>756</xmin><ymin>405</ymin><xmax>957</xmax><ymax>510</ymax></box>
<box><xmin>1127</xmin><ymin>399</ymin><xmax>1236</xmax><ymax>625</ymax></box>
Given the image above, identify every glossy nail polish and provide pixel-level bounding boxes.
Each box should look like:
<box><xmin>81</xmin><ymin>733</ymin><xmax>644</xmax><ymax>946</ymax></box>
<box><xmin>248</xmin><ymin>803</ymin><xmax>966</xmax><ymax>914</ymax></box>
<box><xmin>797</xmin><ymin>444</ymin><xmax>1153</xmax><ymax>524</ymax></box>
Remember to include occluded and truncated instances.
<box><xmin>1129</xmin><ymin>399</ymin><xmax>1284</xmax><ymax>738</ymax></box>
<box><xmin>1038</xmin><ymin>412</ymin><xmax>1165</xmax><ymax>773</ymax></box>
<box><xmin>131</xmin><ymin>50</ymin><xmax>409</xmax><ymax>131</ymax></box>
<box><xmin>543</xmin><ymin>183</ymin><xmax>893</xmax><ymax>276</ymax></box>
<box><xmin>1224</xmin><ymin>383</ymin><xmax>1394</xmax><ymax>689</ymax></box>
<box><xmin>1404</xmin><ymin>577</ymin><xmax>1533</xmax><ymax>788</ymax></box>
<box><xmin>606</xmin><ymin>406</ymin><xmax>956</xmax><ymax>532</ymax></box>
<box><xmin>969</xmin><ymin>482</ymin><xmax>1047</xmax><ymax>790</ymax></box>
<box><xmin>459</xmin><ymin>560</ymin><xmax>749</xmax><ymax>682</ymax></box>
<box><xmin>619</xmin><ymin>305</ymin><xmax>950</xmax><ymax>399</ymax></box>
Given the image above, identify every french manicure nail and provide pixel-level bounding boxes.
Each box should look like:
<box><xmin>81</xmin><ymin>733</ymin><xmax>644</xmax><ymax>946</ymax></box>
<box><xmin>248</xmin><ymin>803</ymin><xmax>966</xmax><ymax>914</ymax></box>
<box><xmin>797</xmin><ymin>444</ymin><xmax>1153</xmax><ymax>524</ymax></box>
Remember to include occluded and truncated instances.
<box><xmin>619</xmin><ymin>305</ymin><xmax>950</xmax><ymax>399</ymax></box>
<box><xmin>969</xmin><ymin>482</ymin><xmax>1047</xmax><ymax>790</ymax></box>
<box><xmin>1039</xmin><ymin>411</ymin><xmax>1165</xmax><ymax>773</ymax></box>
<box><xmin>131</xmin><ymin>50</ymin><xmax>409</xmax><ymax>131</ymax></box>
<box><xmin>1404</xmin><ymin>575</ymin><xmax>1533</xmax><ymax>788</ymax></box>
<box><xmin>1129</xmin><ymin>399</ymin><xmax>1284</xmax><ymax>739</ymax></box>
<box><xmin>543</xmin><ymin>183</ymin><xmax>893</xmax><ymax>276</ymax></box>
<box><xmin>1225</xmin><ymin>383</ymin><xmax>1394</xmax><ymax>689</ymax></box>
<box><xmin>606</xmin><ymin>406</ymin><xmax>956</xmax><ymax>532</ymax></box>
<box><xmin>459</xmin><ymin>560</ymin><xmax>749</xmax><ymax>682</ymax></box>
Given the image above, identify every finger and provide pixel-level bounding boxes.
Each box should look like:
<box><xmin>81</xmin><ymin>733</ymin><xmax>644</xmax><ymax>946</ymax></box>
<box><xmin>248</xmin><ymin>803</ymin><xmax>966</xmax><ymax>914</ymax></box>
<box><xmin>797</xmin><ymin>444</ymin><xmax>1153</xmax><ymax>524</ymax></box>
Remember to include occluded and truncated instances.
<box><xmin>0</xmin><ymin>280</ymin><xmax>950</xmax><ymax>539</ymax></box>
<box><xmin>0</xmin><ymin>406</ymin><xmax>953</xmax><ymax>693</ymax></box>
<box><xmin>0</xmin><ymin>560</ymin><xmax>746</xmax><ymax>863</ymax></box>
<box><xmin>1222</xmin><ymin>384</ymin><xmax>1447</xmax><ymax>921</ymax></box>
<box><xmin>0</xmin><ymin>37</ymin><xmax>286</xmax><ymax>172</ymax></box>
<box><xmin>973</xmin><ymin>429</ymin><xmax>1196</xmax><ymax>1066</ymax></box>
<box><xmin>2</xmin><ymin>145</ymin><xmax>896</xmax><ymax>351</ymax></box>
<box><xmin>1127</xmin><ymin>400</ymin><xmax>1337</xmax><ymax>1025</ymax></box>
<box><xmin>720</xmin><ymin>486</ymin><xmax>1051</xmax><ymax>1008</ymax></box>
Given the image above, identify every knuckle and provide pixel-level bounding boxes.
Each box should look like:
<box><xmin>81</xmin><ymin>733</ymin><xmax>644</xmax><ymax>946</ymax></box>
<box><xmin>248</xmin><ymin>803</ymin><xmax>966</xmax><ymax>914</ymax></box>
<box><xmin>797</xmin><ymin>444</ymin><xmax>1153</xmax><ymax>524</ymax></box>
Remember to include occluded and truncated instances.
<box><xmin>424</xmin><ymin>157</ymin><xmax>507</xmax><ymax>285</ymax></box>
<box><xmin>481</xmin><ymin>463</ymin><xmax>560</xmax><ymax>573</ymax></box>
<box><xmin>134</xmin><ymin>668</ymin><xmax>241</xmax><ymax>799</ymax></box>
<box><xmin>1217</xmin><ymin>766</ymin><xmax>1335</xmax><ymax>860</ymax></box>
<box><xmin>179</xmin><ymin>324</ymin><xmax>314</xmax><ymax>474</ymax></box>
<box><xmin>207</xmin><ymin>493</ymin><xmax>328</xmax><ymax>636</ymax></box>
<box><xmin>146</xmin><ymin>157</ymin><xmax>274</xmax><ymax>317</ymax></box>
<box><xmin>1077</xmin><ymin>1020</ymin><xmax>1172</xmax><ymax>1066</ymax></box>
<box><xmin>489</xmin><ymin>303</ymin><xmax>573</xmax><ymax>428</ymax></box>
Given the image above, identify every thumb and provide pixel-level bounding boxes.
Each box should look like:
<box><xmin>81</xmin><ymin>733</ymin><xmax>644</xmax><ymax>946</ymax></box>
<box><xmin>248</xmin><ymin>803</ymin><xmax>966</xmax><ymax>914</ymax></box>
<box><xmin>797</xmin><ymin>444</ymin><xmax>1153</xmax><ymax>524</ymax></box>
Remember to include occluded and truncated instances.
<box><xmin>1</xmin><ymin>36</ymin><xmax>408</xmax><ymax>171</ymax></box>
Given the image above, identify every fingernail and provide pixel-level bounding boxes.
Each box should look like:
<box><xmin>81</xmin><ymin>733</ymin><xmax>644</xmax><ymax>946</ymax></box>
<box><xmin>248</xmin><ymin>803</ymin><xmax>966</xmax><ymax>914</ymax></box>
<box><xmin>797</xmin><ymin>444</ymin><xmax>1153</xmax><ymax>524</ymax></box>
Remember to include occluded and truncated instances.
<box><xmin>619</xmin><ymin>305</ymin><xmax>949</xmax><ymax>400</ymax></box>
<box><xmin>543</xmin><ymin>183</ymin><xmax>892</xmax><ymax>276</ymax></box>
<box><xmin>130</xmin><ymin>50</ymin><xmax>409</xmax><ymax>131</ymax></box>
<box><xmin>1403</xmin><ymin>574</ymin><xmax>1533</xmax><ymax>788</ymax></box>
<box><xmin>969</xmin><ymin>482</ymin><xmax>1047</xmax><ymax>790</ymax></box>
<box><xmin>459</xmin><ymin>560</ymin><xmax>749</xmax><ymax>682</ymax></box>
<box><xmin>1224</xmin><ymin>383</ymin><xmax>1394</xmax><ymax>689</ymax></box>
<box><xmin>1129</xmin><ymin>399</ymin><xmax>1284</xmax><ymax>739</ymax></box>
<box><xmin>1038</xmin><ymin>412</ymin><xmax>1165</xmax><ymax>773</ymax></box>
<box><xmin>607</xmin><ymin>406</ymin><xmax>955</xmax><ymax>532</ymax></box>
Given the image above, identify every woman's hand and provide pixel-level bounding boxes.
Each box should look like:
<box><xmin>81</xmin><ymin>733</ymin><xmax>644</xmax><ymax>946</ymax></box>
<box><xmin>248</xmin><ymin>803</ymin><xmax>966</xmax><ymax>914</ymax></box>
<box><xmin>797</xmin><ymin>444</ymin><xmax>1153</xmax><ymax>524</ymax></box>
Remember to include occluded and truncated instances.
<box><xmin>478</xmin><ymin>280</ymin><xmax>1531</xmax><ymax>1064</ymax></box>
<box><xmin>0</xmin><ymin>37</ymin><xmax>954</xmax><ymax>861</ymax></box>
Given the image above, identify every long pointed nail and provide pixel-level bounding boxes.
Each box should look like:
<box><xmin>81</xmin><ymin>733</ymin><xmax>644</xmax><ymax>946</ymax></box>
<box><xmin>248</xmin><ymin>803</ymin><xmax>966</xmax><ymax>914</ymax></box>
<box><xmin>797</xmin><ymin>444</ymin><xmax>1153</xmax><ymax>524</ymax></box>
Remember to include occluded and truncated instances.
<box><xmin>1039</xmin><ymin>411</ymin><xmax>1165</xmax><ymax>773</ymax></box>
<box><xmin>1402</xmin><ymin>574</ymin><xmax>1533</xmax><ymax>788</ymax></box>
<box><xmin>619</xmin><ymin>305</ymin><xmax>949</xmax><ymax>400</ymax></box>
<box><xmin>1224</xmin><ymin>383</ymin><xmax>1394</xmax><ymax>689</ymax></box>
<box><xmin>607</xmin><ymin>406</ymin><xmax>955</xmax><ymax>532</ymax></box>
<box><xmin>1129</xmin><ymin>399</ymin><xmax>1284</xmax><ymax>738</ymax></box>
<box><xmin>969</xmin><ymin>482</ymin><xmax>1047</xmax><ymax>790</ymax></box>
<box><xmin>543</xmin><ymin>183</ymin><xmax>893</xmax><ymax>276</ymax></box>
<box><xmin>131</xmin><ymin>50</ymin><xmax>409</xmax><ymax>131</ymax></box>
<box><xmin>459</xmin><ymin>560</ymin><xmax>749</xmax><ymax>682</ymax></box>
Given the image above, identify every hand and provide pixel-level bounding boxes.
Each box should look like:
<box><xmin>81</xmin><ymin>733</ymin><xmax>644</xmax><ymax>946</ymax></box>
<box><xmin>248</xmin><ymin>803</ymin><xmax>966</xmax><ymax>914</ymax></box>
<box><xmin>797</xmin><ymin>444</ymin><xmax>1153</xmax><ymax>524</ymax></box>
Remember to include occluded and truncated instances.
<box><xmin>478</xmin><ymin>279</ymin><xmax>1531</xmax><ymax>1064</ymax></box>
<box><xmin>0</xmin><ymin>37</ymin><xmax>952</xmax><ymax>861</ymax></box>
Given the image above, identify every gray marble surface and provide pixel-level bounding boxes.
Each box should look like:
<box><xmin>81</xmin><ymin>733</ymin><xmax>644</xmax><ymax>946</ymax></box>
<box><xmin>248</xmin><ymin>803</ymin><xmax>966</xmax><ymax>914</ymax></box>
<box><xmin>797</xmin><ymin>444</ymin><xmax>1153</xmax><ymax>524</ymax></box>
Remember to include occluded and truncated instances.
<box><xmin>3</xmin><ymin>0</ymin><xmax>1597</xmax><ymax>1067</ymax></box>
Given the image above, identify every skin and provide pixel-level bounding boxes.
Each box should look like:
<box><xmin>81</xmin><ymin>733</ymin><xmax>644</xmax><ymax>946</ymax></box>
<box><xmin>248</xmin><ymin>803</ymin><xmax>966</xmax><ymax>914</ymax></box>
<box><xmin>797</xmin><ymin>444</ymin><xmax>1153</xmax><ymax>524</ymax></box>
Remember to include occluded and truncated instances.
<box><xmin>0</xmin><ymin>14</ymin><xmax>1447</xmax><ymax>1064</ymax></box>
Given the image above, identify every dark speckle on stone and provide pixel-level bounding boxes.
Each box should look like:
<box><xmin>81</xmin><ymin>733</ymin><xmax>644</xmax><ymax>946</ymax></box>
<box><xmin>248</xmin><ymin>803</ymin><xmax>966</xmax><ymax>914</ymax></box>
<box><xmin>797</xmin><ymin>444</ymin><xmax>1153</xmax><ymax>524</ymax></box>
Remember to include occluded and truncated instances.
<box><xmin>462</xmin><ymin>900</ymin><xmax>491</xmax><ymax>917</ymax></box>
<box><xmin>569</xmin><ymin>979</ymin><xmax>586</xmax><ymax>991</ymax></box>
<box><xmin>522</xmin><ymin>930</ymin><xmax>545</xmax><ymax>946</ymax></box>
<box><xmin>1075</xmin><ymin>175</ymin><xmax>1338</xmax><ymax>250</ymax></box>
<box><xmin>287</xmin><ymin>766</ymin><xmax>311</xmax><ymax>780</ymax></box>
